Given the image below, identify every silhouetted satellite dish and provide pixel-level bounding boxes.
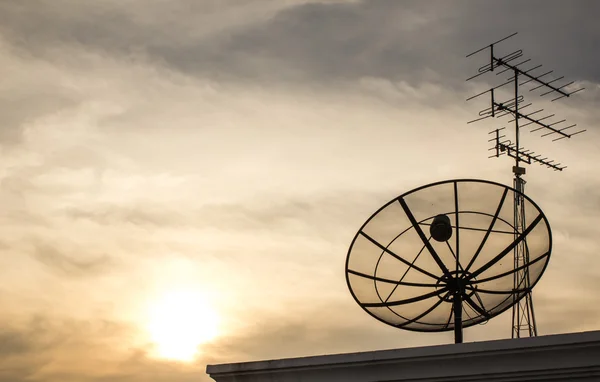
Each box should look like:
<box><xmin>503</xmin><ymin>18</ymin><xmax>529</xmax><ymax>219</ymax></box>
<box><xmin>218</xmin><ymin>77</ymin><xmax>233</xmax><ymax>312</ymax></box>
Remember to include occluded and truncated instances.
<box><xmin>345</xmin><ymin>179</ymin><xmax>551</xmax><ymax>343</ymax></box>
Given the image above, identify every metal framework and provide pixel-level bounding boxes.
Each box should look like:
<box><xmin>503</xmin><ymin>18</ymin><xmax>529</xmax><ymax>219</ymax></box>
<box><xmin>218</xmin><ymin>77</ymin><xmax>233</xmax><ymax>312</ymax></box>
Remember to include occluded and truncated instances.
<box><xmin>465</xmin><ymin>33</ymin><xmax>585</xmax><ymax>339</ymax></box>
<box><xmin>345</xmin><ymin>179</ymin><xmax>552</xmax><ymax>344</ymax></box>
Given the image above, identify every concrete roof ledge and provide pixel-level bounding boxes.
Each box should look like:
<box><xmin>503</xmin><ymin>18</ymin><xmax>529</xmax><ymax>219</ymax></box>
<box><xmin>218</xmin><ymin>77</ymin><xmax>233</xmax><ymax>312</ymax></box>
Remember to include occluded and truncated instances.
<box><xmin>206</xmin><ymin>330</ymin><xmax>600</xmax><ymax>382</ymax></box>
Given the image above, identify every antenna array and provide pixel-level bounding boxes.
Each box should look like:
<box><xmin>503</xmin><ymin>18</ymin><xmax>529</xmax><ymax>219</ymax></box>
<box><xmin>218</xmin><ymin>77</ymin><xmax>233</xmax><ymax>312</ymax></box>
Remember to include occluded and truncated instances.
<box><xmin>465</xmin><ymin>32</ymin><xmax>585</xmax><ymax>339</ymax></box>
<box><xmin>488</xmin><ymin>128</ymin><xmax>565</xmax><ymax>171</ymax></box>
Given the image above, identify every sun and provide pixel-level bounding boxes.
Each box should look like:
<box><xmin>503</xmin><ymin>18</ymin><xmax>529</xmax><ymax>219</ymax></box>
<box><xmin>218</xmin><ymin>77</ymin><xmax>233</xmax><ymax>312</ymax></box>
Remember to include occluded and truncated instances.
<box><xmin>146</xmin><ymin>289</ymin><xmax>220</xmax><ymax>362</ymax></box>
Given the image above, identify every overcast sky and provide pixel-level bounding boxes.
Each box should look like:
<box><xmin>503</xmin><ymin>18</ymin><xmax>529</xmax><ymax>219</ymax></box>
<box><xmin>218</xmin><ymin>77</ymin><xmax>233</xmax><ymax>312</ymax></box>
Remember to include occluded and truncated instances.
<box><xmin>0</xmin><ymin>1</ymin><xmax>599</xmax><ymax>381</ymax></box>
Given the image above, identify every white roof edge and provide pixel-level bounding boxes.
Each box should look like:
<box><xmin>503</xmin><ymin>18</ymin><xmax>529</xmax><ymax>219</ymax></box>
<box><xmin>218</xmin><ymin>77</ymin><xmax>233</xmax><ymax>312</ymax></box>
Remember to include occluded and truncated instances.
<box><xmin>206</xmin><ymin>330</ymin><xmax>600</xmax><ymax>375</ymax></box>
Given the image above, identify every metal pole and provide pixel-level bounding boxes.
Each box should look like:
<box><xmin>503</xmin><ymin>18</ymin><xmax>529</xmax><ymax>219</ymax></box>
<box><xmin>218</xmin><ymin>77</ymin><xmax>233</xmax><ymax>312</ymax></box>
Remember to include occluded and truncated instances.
<box><xmin>515</xmin><ymin>70</ymin><xmax>519</xmax><ymax>167</ymax></box>
<box><xmin>453</xmin><ymin>290</ymin><xmax>463</xmax><ymax>344</ymax></box>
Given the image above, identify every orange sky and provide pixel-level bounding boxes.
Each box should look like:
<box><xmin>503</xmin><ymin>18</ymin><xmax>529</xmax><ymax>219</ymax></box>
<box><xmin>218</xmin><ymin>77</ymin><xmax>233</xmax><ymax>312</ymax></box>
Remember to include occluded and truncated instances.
<box><xmin>0</xmin><ymin>1</ymin><xmax>598</xmax><ymax>381</ymax></box>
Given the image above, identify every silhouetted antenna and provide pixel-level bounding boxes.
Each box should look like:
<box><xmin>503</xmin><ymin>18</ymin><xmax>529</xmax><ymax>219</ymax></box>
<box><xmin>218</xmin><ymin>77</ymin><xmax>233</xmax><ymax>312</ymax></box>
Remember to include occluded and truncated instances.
<box><xmin>465</xmin><ymin>33</ymin><xmax>586</xmax><ymax>340</ymax></box>
<box><xmin>466</xmin><ymin>32</ymin><xmax>586</xmax><ymax>153</ymax></box>
<box><xmin>488</xmin><ymin>129</ymin><xmax>565</xmax><ymax>171</ymax></box>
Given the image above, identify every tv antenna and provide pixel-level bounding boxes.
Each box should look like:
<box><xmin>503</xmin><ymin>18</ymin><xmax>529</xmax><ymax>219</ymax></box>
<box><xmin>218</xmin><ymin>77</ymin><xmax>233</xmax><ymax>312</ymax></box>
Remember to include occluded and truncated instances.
<box><xmin>345</xmin><ymin>179</ymin><xmax>552</xmax><ymax>344</ymax></box>
<box><xmin>465</xmin><ymin>32</ymin><xmax>585</xmax><ymax>339</ymax></box>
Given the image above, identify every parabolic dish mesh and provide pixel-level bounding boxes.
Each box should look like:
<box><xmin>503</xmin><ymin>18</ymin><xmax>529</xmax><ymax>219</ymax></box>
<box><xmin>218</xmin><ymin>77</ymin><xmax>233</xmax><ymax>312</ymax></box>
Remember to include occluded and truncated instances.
<box><xmin>345</xmin><ymin>179</ymin><xmax>551</xmax><ymax>332</ymax></box>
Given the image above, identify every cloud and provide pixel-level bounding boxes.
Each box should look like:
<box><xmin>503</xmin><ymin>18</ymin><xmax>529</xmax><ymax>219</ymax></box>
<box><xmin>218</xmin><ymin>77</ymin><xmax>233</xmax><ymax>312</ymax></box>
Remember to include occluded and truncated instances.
<box><xmin>2</xmin><ymin>0</ymin><xmax>598</xmax><ymax>85</ymax></box>
<box><xmin>58</xmin><ymin>189</ymin><xmax>389</xmax><ymax>237</ymax></box>
<box><xmin>0</xmin><ymin>314</ymin><xmax>209</xmax><ymax>382</ymax></box>
<box><xmin>0</xmin><ymin>39</ymin><xmax>81</xmax><ymax>145</ymax></box>
<box><xmin>0</xmin><ymin>317</ymin><xmax>60</xmax><ymax>382</ymax></box>
<box><xmin>31</xmin><ymin>242</ymin><xmax>114</xmax><ymax>278</ymax></box>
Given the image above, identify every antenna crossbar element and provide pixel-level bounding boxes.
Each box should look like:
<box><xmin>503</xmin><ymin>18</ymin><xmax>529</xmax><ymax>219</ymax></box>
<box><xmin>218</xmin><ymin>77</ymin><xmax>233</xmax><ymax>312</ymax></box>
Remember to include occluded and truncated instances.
<box><xmin>492</xmin><ymin>103</ymin><xmax>586</xmax><ymax>140</ymax></box>
<box><xmin>493</xmin><ymin>59</ymin><xmax>571</xmax><ymax>98</ymax></box>
<box><xmin>488</xmin><ymin>129</ymin><xmax>565</xmax><ymax>171</ymax></box>
<box><xmin>466</xmin><ymin>32</ymin><xmax>518</xmax><ymax>58</ymax></box>
<box><xmin>466</xmin><ymin>32</ymin><xmax>584</xmax><ymax>100</ymax></box>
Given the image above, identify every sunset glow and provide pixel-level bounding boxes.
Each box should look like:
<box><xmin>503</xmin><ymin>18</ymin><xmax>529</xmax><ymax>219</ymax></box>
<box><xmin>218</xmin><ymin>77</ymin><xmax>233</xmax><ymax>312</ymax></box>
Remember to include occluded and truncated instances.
<box><xmin>146</xmin><ymin>289</ymin><xmax>220</xmax><ymax>362</ymax></box>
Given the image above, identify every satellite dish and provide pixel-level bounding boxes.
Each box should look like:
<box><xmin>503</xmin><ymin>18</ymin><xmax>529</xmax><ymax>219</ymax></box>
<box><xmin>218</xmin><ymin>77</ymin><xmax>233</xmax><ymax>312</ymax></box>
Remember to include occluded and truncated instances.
<box><xmin>345</xmin><ymin>179</ymin><xmax>551</xmax><ymax>343</ymax></box>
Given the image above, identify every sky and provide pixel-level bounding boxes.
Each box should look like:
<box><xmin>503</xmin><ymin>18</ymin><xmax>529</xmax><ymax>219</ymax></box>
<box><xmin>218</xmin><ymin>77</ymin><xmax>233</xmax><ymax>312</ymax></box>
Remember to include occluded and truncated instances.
<box><xmin>0</xmin><ymin>1</ymin><xmax>599</xmax><ymax>381</ymax></box>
